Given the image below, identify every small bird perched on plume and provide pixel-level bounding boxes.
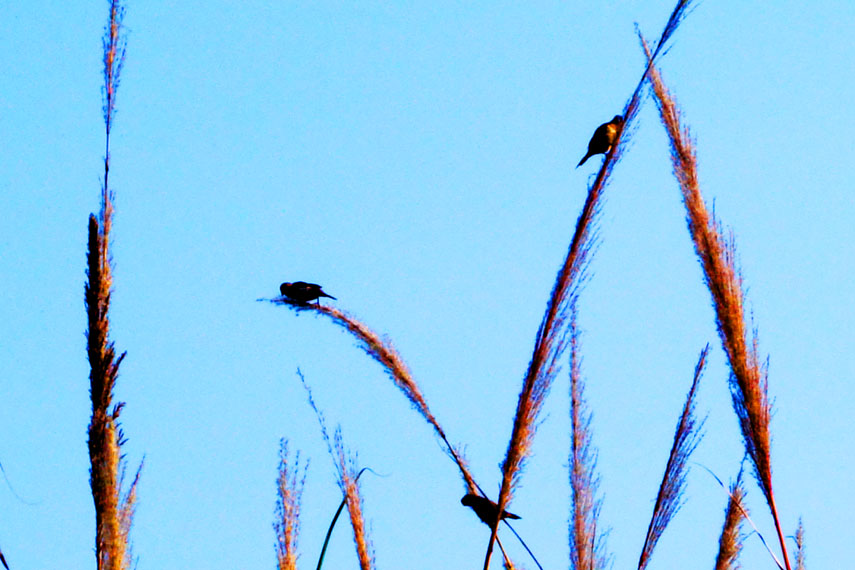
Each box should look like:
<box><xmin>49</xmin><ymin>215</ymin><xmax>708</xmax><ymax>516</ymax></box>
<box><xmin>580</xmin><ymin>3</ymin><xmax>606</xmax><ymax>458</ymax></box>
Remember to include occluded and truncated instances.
<box><xmin>577</xmin><ymin>115</ymin><xmax>624</xmax><ymax>167</ymax></box>
<box><xmin>279</xmin><ymin>281</ymin><xmax>336</xmax><ymax>305</ymax></box>
<box><xmin>461</xmin><ymin>493</ymin><xmax>521</xmax><ymax>528</ymax></box>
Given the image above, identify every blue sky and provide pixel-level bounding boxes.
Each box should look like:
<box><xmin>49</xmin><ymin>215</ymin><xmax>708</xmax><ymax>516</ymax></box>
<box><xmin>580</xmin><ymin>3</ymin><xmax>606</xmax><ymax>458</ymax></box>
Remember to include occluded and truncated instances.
<box><xmin>1</xmin><ymin>1</ymin><xmax>853</xmax><ymax>568</ymax></box>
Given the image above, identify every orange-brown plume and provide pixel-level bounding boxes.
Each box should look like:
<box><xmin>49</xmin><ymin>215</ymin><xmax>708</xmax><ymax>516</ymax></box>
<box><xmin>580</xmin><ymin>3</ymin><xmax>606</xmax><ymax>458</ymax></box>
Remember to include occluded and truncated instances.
<box><xmin>641</xmin><ymin>32</ymin><xmax>792</xmax><ymax>570</ymax></box>
<box><xmin>86</xmin><ymin>1</ymin><xmax>139</xmax><ymax>568</ymax></box>
<box><xmin>274</xmin><ymin>440</ymin><xmax>308</xmax><ymax>570</ymax></box>
<box><xmin>334</xmin><ymin>431</ymin><xmax>375</xmax><ymax>570</ymax></box>
<box><xmin>715</xmin><ymin>471</ymin><xmax>747</xmax><ymax>570</ymax></box>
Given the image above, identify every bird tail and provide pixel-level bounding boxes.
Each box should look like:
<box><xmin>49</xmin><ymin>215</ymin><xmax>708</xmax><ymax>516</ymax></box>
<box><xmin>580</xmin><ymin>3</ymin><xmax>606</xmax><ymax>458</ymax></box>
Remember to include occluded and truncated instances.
<box><xmin>321</xmin><ymin>293</ymin><xmax>337</xmax><ymax>300</ymax></box>
<box><xmin>576</xmin><ymin>153</ymin><xmax>591</xmax><ymax>168</ymax></box>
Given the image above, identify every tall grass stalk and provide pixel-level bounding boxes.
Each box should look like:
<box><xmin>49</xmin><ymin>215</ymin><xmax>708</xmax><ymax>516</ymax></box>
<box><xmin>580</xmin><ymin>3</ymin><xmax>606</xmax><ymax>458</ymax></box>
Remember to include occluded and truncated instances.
<box><xmin>274</xmin><ymin>440</ymin><xmax>308</xmax><ymax>570</ymax></box>
<box><xmin>568</xmin><ymin>307</ymin><xmax>606</xmax><ymax>570</ymax></box>
<box><xmin>641</xmin><ymin>34</ymin><xmax>792</xmax><ymax>570</ymax></box>
<box><xmin>483</xmin><ymin>2</ymin><xmax>696</xmax><ymax>567</ymax></box>
<box><xmin>636</xmin><ymin>346</ymin><xmax>707</xmax><ymax>570</ymax></box>
<box><xmin>274</xmin><ymin>301</ymin><xmax>478</xmax><ymax>493</ymax></box>
<box><xmin>714</xmin><ymin>471</ymin><xmax>747</xmax><ymax>570</ymax></box>
<box><xmin>85</xmin><ymin>1</ymin><xmax>139</xmax><ymax>569</ymax></box>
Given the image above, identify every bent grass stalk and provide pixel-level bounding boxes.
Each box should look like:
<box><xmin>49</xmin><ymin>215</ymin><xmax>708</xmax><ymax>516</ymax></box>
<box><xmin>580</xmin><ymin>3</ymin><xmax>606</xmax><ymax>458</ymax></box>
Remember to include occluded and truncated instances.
<box><xmin>272</xmin><ymin>300</ymin><xmax>478</xmax><ymax>494</ymax></box>
<box><xmin>637</xmin><ymin>346</ymin><xmax>707</xmax><ymax>570</ymax></box>
<box><xmin>641</xmin><ymin>34</ymin><xmax>792</xmax><ymax>570</ymax></box>
<box><xmin>277</xmin><ymin>303</ymin><xmax>537</xmax><ymax>565</ymax></box>
<box><xmin>484</xmin><ymin>2</ymin><xmax>697</xmax><ymax>567</ymax></box>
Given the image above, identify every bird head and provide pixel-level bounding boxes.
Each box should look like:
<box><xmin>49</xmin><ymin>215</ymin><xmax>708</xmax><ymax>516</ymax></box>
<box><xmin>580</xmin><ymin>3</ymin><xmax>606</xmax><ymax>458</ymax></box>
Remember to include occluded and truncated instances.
<box><xmin>279</xmin><ymin>282</ymin><xmax>292</xmax><ymax>296</ymax></box>
<box><xmin>460</xmin><ymin>493</ymin><xmax>478</xmax><ymax>507</ymax></box>
<box><xmin>612</xmin><ymin>115</ymin><xmax>624</xmax><ymax>125</ymax></box>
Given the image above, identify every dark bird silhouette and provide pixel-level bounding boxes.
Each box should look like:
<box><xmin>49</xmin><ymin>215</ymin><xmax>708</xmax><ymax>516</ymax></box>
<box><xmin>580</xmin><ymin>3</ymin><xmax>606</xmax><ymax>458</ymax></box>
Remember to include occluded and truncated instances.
<box><xmin>462</xmin><ymin>493</ymin><xmax>543</xmax><ymax>570</ymax></box>
<box><xmin>279</xmin><ymin>281</ymin><xmax>336</xmax><ymax>304</ymax></box>
<box><xmin>461</xmin><ymin>493</ymin><xmax>520</xmax><ymax>527</ymax></box>
<box><xmin>577</xmin><ymin>115</ymin><xmax>624</xmax><ymax>167</ymax></box>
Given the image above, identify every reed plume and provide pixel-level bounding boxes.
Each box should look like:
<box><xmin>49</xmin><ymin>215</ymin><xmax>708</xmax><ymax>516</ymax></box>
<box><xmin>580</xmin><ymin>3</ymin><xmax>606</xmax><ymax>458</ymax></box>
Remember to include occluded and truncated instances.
<box><xmin>714</xmin><ymin>471</ymin><xmax>747</xmax><ymax>570</ymax></box>
<box><xmin>483</xmin><ymin>3</ymin><xmax>696</xmax><ymax>567</ymax></box>
<box><xmin>793</xmin><ymin>519</ymin><xmax>805</xmax><ymax>570</ymax></box>
<box><xmin>568</xmin><ymin>307</ymin><xmax>607</xmax><ymax>570</ymax></box>
<box><xmin>274</xmin><ymin>440</ymin><xmax>308</xmax><ymax>570</ymax></box>
<box><xmin>641</xmin><ymin>34</ymin><xmax>792</xmax><ymax>570</ymax></box>
<box><xmin>333</xmin><ymin>431</ymin><xmax>374</xmax><ymax>570</ymax></box>
<box><xmin>299</xmin><ymin>371</ymin><xmax>376</xmax><ymax>570</ymax></box>
<box><xmin>86</xmin><ymin>1</ymin><xmax>139</xmax><ymax>569</ymax></box>
<box><xmin>273</xmin><ymin>300</ymin><xmax>478</xmax><ymax>494</ymax></box>
<box><xmin>637</xmin><ymin>346</ymin><xmax>707</xmax><ymax>570</ymax></box>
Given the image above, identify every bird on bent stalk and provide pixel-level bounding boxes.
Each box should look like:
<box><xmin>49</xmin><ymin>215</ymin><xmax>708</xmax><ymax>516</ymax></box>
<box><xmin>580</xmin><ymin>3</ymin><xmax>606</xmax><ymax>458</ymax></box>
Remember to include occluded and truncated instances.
<box><xmin>279</xmin><ymin>281</ymin><xmax>336</xmax><ymax>305</ymax></box>
<box><xmin>461</xmin><ymin>493</ymin><xmax>521</xmax><ymax>528</ymax></box>
<box><xmin>577</xmin><ymin>114</ymin><xmax>624</xmax><ymax>167</ymax></box>
<box><xmin>462</xmin><ymin>493</ymin><xmax>544</xmax><ymax>570</ymax></box>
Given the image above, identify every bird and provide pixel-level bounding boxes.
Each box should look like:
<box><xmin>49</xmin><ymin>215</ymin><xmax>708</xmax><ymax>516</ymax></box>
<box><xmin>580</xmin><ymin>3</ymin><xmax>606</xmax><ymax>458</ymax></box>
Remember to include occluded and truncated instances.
<box><xmin>461</xmin><ymin>493</ymin><xmax>521</xmax><ymax>528</ymax></box>
<box><xmin>577</xmin><ymin>115</ymin><xmax>624</xmax><ymax>167</ymax></box>
<box><xmin>279</xmin><ymin>281</ymin><xmax>336</xmax><ymax>305</ymax></box>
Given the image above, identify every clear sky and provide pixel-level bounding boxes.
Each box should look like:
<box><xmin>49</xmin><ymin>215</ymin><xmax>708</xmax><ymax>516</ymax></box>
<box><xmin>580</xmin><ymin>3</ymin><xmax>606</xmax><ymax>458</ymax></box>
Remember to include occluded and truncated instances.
<box><xmin>2</xmin><ymin>1</ymin><xmax>853</xmax><ymax>568</ymax></box>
